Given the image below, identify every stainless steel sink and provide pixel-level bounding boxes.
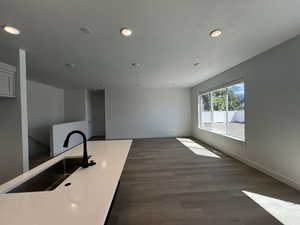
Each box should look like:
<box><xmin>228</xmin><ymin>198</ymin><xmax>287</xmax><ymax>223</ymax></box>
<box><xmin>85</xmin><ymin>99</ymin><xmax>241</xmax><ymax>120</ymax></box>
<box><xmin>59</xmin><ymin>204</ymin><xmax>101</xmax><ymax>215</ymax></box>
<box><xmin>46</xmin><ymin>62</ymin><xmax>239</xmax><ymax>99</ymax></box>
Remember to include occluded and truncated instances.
<box><xmin>7</xmin><ymin>157</ymin><xmax>83</xmax><ymax>193</ymax></box>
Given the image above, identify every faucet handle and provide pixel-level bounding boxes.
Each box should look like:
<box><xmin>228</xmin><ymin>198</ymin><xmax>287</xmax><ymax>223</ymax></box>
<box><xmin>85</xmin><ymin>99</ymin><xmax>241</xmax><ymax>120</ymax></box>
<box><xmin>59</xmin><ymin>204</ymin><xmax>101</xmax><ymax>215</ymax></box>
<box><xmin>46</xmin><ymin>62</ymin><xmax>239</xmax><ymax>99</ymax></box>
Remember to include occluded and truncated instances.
<box><xmin>88</xmin><ymin>160</ymin><xmax>96</xmax><ymax>166</ymax></box>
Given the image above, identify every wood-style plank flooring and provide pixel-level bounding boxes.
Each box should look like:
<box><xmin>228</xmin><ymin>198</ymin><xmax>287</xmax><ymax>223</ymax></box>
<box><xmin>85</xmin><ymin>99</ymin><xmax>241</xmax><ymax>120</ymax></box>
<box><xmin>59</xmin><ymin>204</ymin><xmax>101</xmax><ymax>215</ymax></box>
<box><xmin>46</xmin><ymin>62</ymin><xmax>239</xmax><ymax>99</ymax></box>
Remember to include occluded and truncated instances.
<box><xmin>106</xmin><ymin>138</ymin><xmax>300</xmax><ymax>225</ymax></box>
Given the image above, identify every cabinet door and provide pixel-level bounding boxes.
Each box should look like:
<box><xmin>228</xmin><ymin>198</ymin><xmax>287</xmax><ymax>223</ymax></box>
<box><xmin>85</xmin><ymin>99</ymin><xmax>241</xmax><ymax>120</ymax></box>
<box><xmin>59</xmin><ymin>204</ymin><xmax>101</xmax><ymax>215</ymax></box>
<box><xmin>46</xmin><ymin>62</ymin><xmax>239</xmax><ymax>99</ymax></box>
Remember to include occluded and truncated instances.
<box><xmin>0</xmin><ymin>72</ymin><xmax>14</xmax><ymax>97</ymax></box>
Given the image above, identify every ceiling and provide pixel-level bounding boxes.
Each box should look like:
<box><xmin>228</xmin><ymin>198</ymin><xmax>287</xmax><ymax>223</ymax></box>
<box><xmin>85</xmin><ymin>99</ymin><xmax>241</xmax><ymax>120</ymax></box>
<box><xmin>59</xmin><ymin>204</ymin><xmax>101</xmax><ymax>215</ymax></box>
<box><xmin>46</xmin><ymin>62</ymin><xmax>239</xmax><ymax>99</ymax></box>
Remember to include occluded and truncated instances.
<box><xmin>0</xmin><ymin>0</ymin><xmax>300</xmax><ymax>89</ymax></box>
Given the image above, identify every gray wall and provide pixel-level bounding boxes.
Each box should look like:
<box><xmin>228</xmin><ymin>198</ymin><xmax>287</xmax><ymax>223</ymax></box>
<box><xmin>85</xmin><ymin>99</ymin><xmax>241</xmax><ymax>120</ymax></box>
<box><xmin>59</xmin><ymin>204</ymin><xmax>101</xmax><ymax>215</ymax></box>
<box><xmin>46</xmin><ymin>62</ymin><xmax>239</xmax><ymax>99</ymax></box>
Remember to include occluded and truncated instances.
<box><xmin>64</xmin><ymin>90</ymin><xmax>86</xmax><ymax>122</ymax></box>
<box><xmin>27</xmin><ymin>80</ymin><xmax>65</xmax><ymax>146</ymax></box>
<box><xmin>0</xmin><ymin>47</ymin><xmax>28</xmax><ymax>184</ymax></box>
<box><xmin>90</xmin><ymin>90</ymin><xmax>105</xmax><ymax>137</ymax></box>
<box><xmin>191</xmin><ymin>35</ymin><xmax>300</xmax><ymax>190</ymax></box>
<box><xmin>106</xmin><ymin>88</ymin><xmax>191</xmax><ymax>139</ymax></box>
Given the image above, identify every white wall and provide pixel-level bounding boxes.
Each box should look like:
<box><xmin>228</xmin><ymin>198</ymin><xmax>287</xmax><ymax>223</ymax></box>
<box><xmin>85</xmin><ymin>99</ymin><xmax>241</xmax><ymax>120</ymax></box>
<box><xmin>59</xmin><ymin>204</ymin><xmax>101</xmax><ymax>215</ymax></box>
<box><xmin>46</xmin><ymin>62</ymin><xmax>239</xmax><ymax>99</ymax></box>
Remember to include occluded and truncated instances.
<box><xmin>27</xmin><ymin>80</ymin><xmax>65</xmax><ymax>147</ymax></box>
<box><xmin>106</xmin><ymin>88</ymin><xmax>191</xmax><ymax>139</ymax></box>
<box><xmin>192</xmin><ymin>35</ymin><xmax>300</xmax><ymax>190</ymax></box>
<box><xmin>64</xmin><ymin>89</ymin><xmax>94</xmax><ymax>137</ymax></box>
<box><xmin>64</xmin><ymin>90</ymin><xmax>86</xmax><ymax>122</ymax></box>
<box><xmin>90</xmin><ymin>90</ymin><xmax>105</xmax><ymax>137</ymax></box>
<box><xmin>0</xmin><ymin>47</ymin><xmax>28</xmax><ymax>184</ymax></box>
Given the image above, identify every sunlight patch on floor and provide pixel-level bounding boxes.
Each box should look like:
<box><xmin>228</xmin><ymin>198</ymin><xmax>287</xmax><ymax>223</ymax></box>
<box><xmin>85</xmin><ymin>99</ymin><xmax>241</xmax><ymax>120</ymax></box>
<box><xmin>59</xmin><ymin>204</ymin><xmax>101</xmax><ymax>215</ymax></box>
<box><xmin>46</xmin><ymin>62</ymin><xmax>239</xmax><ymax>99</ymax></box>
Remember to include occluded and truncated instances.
<box><xmin>176</xmin><ymin>138</ymin><xmax>221</xmax><ymax>158</ymax></box>
<box><xmin>243</xmin><ymin>190</ymin><xmax>300</xmax><ymax>225</ymax></box>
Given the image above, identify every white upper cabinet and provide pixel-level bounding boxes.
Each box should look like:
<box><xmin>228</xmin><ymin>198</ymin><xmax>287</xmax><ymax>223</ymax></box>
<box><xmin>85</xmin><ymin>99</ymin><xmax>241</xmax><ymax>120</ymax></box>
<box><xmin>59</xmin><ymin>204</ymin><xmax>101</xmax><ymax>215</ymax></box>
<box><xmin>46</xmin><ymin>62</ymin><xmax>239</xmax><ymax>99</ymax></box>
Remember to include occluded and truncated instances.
<box><xmin>0</xmin><ymin>62</ymin><xmax>16</xmax><ymax>98</ymax></box>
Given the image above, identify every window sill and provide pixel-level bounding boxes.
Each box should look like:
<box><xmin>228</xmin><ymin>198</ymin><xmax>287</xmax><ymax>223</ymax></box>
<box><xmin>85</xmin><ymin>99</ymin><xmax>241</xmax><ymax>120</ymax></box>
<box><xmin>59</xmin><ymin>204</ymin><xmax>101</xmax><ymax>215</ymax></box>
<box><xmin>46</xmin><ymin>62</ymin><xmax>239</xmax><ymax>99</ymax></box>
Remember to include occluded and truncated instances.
<box><xmin>197</xmin><ymin>127</ymin><xmax>246</xmax><ymax>143</ymax></box>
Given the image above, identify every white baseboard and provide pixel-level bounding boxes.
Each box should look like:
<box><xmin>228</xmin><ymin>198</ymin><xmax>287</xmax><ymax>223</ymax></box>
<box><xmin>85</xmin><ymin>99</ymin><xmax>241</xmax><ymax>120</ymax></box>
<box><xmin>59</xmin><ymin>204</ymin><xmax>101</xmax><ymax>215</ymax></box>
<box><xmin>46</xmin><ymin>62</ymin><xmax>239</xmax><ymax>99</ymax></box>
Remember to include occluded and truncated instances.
<box><xmin>218</xmin><ymin>148</ymin><xmax>300</xmax><ymax>191</ymax></box>
<box><xmin>193</xmin><ymin>136</ymin><xmax>300</xmax><ymax>191</ymax></box>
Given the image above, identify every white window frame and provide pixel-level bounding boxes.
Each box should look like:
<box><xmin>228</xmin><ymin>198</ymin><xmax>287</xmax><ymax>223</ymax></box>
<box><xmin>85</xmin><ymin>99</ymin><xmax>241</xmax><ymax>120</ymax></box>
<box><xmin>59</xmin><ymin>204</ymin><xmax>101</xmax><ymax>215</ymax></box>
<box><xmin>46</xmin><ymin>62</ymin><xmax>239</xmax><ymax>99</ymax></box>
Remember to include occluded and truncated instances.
<box><xmin>198</xmin><ymin>91</ymin><xmax>212</xmax><ymax>130</ymax></box>
<box><xmin>198</xmin><ymin>81</ymin><xmax>245</xmax><ymax>142</ymax></box>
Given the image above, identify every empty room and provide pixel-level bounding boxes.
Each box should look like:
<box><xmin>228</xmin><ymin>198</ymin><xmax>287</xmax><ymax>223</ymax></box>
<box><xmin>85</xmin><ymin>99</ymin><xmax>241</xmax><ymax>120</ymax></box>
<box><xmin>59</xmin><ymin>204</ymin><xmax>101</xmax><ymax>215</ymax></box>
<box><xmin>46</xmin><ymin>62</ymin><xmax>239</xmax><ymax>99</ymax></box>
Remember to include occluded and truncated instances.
<box><xmin>0</xmin><ymin>1</ymin><xmax>300</xmax><ymax>224</ymax></box>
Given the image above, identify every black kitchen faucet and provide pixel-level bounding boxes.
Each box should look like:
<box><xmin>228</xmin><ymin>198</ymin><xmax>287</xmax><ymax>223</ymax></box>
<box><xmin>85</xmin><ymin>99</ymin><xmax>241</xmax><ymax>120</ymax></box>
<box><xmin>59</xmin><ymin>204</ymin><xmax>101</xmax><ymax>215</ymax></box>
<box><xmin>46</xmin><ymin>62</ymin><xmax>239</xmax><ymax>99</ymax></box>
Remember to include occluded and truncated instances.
<box><xmin>63</xmin><ymin>130</ymin><xmax>96</xmax><ymax>168</ymax></box>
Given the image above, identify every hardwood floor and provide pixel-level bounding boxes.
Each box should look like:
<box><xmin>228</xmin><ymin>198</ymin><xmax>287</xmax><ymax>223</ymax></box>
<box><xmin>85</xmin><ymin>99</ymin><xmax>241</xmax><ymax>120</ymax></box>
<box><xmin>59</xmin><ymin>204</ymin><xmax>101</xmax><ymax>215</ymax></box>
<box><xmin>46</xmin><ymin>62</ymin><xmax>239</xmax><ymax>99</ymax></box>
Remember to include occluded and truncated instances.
<box><xmin>106</xmin><ymin>138</ymin><xmax>300</xmax><ymax>225</ymax></box>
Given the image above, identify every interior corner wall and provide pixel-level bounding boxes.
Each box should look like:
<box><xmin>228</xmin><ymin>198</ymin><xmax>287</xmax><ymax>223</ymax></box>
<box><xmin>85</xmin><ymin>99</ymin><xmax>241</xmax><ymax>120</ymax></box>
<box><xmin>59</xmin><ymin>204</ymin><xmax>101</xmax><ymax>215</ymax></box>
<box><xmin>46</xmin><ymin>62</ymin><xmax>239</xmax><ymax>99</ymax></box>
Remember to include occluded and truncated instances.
<box><xmin>27</xmin><ymin>80</ymin><xmax>65</xmax><ymax>147</ymax></box>
<box><xmin>191</xmin><ymin>35</ymin><xmax>300</xmax><ymax>190</ymax></box>
<box><xmin>0</xmin><ymin>46</ymin><xmax>28</xmax><ymax>184</ymax></box>
<box><xmin>105</xmin><ymin>87</ymin><xmax>192</xmax><ymax>139</ymax></box>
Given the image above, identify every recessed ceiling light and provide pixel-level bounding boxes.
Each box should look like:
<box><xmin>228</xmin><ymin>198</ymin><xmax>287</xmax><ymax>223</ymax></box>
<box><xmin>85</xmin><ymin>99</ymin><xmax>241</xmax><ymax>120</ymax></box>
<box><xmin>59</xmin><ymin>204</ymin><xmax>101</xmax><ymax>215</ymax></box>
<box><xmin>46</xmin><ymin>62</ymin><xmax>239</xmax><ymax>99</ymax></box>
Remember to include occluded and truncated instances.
<box><xmin>3</xmin><ymin>26</ymin><xmax>20</xmax><ymax>35</ymax></box>
<box><xmin>80</xmin><ymin>27</ymin><xmax>92</xmax><ymax>35</ymax></box>
<box><xmin>65</xmin><ymin>63</ymin><xmax>76</xmax><ymax>68</ymax></box>
<box><xmin>209</xmin><ymin>29</ymin><xmax>222</xmax><ymax>38</ymax></box>
<box><xmin>131</xmin><ymin>63</ymin><xmax>140</xmax><ymax>67</ymax></box>
<box><xmin>120</xmin><ymin>28</ymin><xmax>132</xmax><ymax>37</ymax></box>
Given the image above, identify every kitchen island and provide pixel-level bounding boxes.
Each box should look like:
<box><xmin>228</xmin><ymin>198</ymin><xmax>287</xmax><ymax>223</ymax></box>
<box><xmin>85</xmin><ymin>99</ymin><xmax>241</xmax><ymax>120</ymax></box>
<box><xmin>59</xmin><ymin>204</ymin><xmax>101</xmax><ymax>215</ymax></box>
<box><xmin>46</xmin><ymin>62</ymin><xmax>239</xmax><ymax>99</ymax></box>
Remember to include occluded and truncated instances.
<box><xmin>0</xmin><ymin>140</ymin><xmax>132</xmax><ymax>225</ymax></box>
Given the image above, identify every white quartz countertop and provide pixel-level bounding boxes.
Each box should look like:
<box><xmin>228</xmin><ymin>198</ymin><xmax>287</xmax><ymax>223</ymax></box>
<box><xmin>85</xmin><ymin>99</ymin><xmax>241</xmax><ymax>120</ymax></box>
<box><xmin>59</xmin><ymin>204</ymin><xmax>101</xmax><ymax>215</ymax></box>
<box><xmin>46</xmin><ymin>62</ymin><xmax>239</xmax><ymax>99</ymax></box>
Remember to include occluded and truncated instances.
<box><xmin>0</xmin><ymin>140</ymin><xmax>132</xmax><ymax>225</ymax></box>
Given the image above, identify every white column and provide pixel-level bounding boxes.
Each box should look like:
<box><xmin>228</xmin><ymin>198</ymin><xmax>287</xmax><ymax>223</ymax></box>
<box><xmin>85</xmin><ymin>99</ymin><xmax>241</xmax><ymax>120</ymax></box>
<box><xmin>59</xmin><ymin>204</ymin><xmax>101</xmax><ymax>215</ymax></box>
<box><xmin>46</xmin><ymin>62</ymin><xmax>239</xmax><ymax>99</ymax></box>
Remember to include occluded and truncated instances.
<box><xmin>19</xmin><ymin>49</ymin><xmax>29</xmax><ymax>172</ymax></box>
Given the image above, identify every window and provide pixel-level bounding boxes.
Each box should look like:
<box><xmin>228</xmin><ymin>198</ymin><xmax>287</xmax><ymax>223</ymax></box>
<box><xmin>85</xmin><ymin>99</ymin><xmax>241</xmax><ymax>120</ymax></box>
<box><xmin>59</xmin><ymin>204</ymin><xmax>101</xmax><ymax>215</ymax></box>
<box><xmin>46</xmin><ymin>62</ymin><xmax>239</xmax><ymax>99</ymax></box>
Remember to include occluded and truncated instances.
<box><xmin>199</xmin><ymin>92</ymin><xmax>212</xmax><ymax>130</ymax></box>
<box><xmin>212</xmin><ymin>88</ymin><xmax>226</xmax><ymax>134</ymax></box>
<box><xmin>227</xmin><ymin>83</ymin><xmax>245</xmax><ymax>140</ymax></box>
<box><xmin>198</xmin><ymin>82</ymin><xmax>245</xmax><ymax>141</ymax></box>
